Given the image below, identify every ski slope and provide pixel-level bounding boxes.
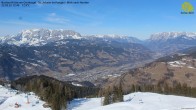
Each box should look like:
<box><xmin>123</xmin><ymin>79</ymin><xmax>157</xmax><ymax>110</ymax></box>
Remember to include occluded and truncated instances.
<box><xmin>68</xmin><ymin>92</ymin><xmax>196</xmax><ymax>110</ymax></box>
<box><xmin>1</xmin><ymin>84</ymin><xmax>196</xmax><ymax>110</ymax></box>
<box><xmin>0</xmin><ymin>85</ymin><xmax>51</xmax><ymax>110</ymax></box>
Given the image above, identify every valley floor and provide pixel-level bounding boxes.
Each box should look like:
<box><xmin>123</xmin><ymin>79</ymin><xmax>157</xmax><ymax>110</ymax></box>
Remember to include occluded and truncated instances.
<box><xmin>68</xmin><ymin>92</ymin><xmax>196</xmax><ymax>110</ymax></box>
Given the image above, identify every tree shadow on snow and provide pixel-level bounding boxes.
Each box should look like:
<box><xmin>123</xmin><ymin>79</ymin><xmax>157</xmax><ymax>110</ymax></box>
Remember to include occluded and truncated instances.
<box><xmin>67</xmin><ymin>98</ymin><xmax>91</xmax><ymax>110</ymax></box>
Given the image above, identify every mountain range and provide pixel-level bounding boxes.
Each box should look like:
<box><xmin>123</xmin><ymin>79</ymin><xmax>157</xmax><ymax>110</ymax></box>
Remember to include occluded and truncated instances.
<box><xmin>0</xmin><ymin>29</ymin><xmax>153</xmax><ymax>84</ymax></box>
<box><xmin>1</xmin><ymin>29</ymin><xmax>196</xmax><ymax>54</ymax></box>
<box><xmin>0</xmin><ymin>29</ymin><xmax>141</xmax><ymax>46</ymax></box>
<box><xmin>0</xmin><ymin>29</ymin><xmax>196</xmax><ymax>86</ymax></box>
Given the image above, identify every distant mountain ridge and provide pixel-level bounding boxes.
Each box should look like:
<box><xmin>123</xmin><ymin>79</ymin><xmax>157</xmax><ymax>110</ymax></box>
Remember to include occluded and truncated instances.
<box><xmin>0</xmin><ymin>29</ymin><xmax>141</xmax><ymax>46</ymax></box>
<box><xmin>149</xmin><ymin>32</ymin><xmax>196</xmax><ymax>41</ymax></box>
<box><xmin>0</xmin><ymin>29</ymin><xmax>82</xmax><ymax>46</ymax></box>
<box><xmin>145</xmin><ymin>32</ymin><xmax>196</xmax><ymax>55</ymax></box>
<box><xmin>1</xmin><ymin>29</ymin><xmax>196</xmax><ymax>50</ymax></box>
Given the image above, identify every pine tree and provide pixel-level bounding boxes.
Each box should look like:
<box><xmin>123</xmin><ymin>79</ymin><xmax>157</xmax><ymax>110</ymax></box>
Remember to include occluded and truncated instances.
<box><xmin>175</xmin><ymin>83</ymin><xmax>182</xmax><ymax>95</ymax></box>
<box><xmin>118</xmin><ymin>84</ymin><xmax>123</xmax><ymax>102</ymax></box>
<box><xmin>112</xmin><ymin>87</ymin><xmax>118</xmax><ymax>103</ymax></box>
<box><xmin>103</xmin><ymin>90</ymin><xmax>110</xmax><ymax>105</ymax></box>
<box><xmin>131</xmin><ymin>84</ymin><xmax>135</xmax><ymax>92</ymax></box>
<box><xmin>182</xmin><ymin>83</ymin><xmax>188</xmax><ymax>96</ymax></box>
<box><xmin>163</xmin><ymin>83</ymin><xmax>169</xmax><ymax>94</ymax></box>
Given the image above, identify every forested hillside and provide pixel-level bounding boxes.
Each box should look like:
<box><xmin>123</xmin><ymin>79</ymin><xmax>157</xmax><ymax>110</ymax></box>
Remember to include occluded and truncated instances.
<box><xmin>11</xmin><ymin>75</ymin><xmax>99</xmax><ymax>110</ymax></box>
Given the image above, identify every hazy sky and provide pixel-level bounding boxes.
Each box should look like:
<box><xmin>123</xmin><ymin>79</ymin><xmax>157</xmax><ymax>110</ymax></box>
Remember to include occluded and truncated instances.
<box><xmin>0</xmin><ymin>0</ymin><xmax>196</xmax><ymax>39</ymax></box>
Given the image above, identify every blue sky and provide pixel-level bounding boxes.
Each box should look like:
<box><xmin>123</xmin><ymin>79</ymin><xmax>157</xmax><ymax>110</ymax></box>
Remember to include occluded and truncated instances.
<box><xmin>0</xmin><ymin>0</ymin><xmax>196</xmax><ymax>39</ymax></box>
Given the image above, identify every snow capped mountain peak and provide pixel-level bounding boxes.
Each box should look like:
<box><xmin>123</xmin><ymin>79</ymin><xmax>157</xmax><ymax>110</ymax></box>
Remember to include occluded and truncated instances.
<box><xmin>149</xmin><ymin>32</ymin><xmax>196</xmax><ymax>41</ymax></box>
<box><xmin>19</xmin><ymin>28</ymin><xmax>82</xmax><ymax>39</ymax></box>
<box><xmin>83</xmin><ymin>34</ymin><xmax>141</xmax><ymax>43</ymax></box>
<box><xmin>94</xmin><ymin>34</ymin><xmax>126</xmax><ymax>38</ymax></box>
<box><xmin>4</xmin><ymin>29</ymin><xmax>82</xmax><ymax>46</ymax></box>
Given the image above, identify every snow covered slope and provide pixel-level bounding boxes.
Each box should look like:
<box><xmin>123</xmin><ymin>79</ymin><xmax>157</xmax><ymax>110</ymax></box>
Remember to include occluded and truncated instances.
<box><xmin>3</xmin><ymin>29</ymin><xmax>82</xmax><ymax>46</ymax></box>
<box><xmin>1</xmin><ymin>84</ymin><xmax>196</xmax><ymax>110</ymax></box>
<box><xmin>0</xmin><ymin>85</ymin><xmax>51</xmax><ymax>110</ymax></box>
<box><xmin>68</xmin><ymin>92</ymin><xmax>196</xmax><ymax>110</ymax></box>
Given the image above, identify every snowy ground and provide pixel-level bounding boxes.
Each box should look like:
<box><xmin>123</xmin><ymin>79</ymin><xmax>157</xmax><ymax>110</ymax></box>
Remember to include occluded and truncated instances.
<box><xmin>1</xmin><ymin>84</ymin><xmax>196</xmax><ymax>110</ymax></box>
<box><xmin>0</xmin><ymin>85</ymin><xmax>51</xmax><ymax>110</ymax></box>
<box><xmin>68</xmin><ymin>92</ymin><xmax>196</xmax><ymax>110</ymax></box>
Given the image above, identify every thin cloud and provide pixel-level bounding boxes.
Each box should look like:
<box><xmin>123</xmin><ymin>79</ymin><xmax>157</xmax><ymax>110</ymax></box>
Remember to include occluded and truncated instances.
<box><xmin>45</xmin><ymin>13</ymin><xmax>70</xmax><ymax>24</ymax></box>
<box><xmin>61</xmin><ymin>6</ymin><xmax>105</xmax><ymax>21</ymax></box>
<box><xmin>0</xmin><ymin>20</ymin><xmax>72</xmax><ymax>29</ymax></box>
